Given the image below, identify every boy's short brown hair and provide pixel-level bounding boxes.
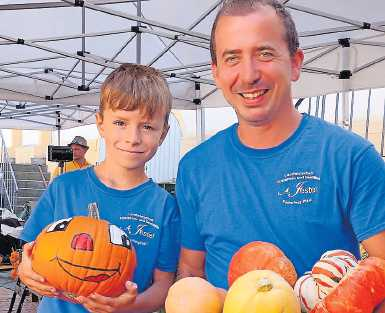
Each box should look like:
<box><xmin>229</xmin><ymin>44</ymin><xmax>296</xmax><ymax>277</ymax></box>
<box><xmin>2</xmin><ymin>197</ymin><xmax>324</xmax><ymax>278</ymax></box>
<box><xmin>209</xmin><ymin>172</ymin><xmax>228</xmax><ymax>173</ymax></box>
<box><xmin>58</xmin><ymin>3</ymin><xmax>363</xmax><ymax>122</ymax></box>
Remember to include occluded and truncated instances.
<box><xmin>100</xmin><ymin>63</ymin><xmax>172</xmax><ymax>125</ymax></box>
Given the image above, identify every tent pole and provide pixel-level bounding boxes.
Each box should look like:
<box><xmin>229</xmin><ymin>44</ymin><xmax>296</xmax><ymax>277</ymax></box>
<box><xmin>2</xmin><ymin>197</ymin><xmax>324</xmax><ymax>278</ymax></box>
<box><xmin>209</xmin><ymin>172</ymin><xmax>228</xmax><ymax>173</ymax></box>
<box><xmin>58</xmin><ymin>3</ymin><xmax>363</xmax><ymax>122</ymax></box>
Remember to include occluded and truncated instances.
<box><xmin>194</xmin><ymin>82</ymin><xmax>205</xmax><ymax>143</ymax></box>
<box><xmin>341</xmin><ymin>42</ymin><xmax>351</xmax><ymax>128</ymax></box>
<box><xmin>136</xmin><ymin>0</ymin><xmax>142</xmax><ymax>64</ymax></box>
<box><xmin>82</xmin><ymin>5</ymin><xmax>86</xmax><ymax>87</ymax></box>
<box><xmin>56</xmin><ymin>112</ymin><xmax>61</xmax><ymax>145</ymax></box>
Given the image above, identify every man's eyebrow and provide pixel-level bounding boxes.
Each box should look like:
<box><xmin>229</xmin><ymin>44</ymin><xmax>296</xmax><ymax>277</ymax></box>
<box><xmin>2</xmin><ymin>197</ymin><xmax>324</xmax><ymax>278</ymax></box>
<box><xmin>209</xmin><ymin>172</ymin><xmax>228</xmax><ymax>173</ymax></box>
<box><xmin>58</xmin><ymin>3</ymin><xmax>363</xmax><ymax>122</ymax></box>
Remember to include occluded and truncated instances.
<box><xmin>221</xmin><ymin>45</ymin><xmax>277</xmax><ymax>58</ymax></box>
<box><xmin>256</xmin><ymin>45</ymin><xmax>276</xmax><ymax>52</ymax></box>
<box><xmin>222</xmin><ymin>49</ymin><xmax>241</xmax><ymax>58</ymax></box>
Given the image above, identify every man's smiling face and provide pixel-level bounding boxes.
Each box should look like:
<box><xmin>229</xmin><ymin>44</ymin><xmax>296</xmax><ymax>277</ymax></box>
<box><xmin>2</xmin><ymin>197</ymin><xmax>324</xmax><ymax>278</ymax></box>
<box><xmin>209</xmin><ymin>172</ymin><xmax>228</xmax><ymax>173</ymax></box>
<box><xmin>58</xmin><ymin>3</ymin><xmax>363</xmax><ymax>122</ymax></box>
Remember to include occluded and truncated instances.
<box><xmin>212</xmin><ymin>6</ymin><xmax>303</xmax><ymax>127</ymax></box>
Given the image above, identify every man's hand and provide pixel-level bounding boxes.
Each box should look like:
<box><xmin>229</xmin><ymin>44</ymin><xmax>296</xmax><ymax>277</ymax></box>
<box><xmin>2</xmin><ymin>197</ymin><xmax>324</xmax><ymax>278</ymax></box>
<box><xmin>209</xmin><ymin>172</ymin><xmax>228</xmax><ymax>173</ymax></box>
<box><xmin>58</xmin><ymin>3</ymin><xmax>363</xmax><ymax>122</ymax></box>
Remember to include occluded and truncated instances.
<box><xmin>77</xmin><ymin>281</ymin><xmax>137</xmax><ymax>313</ymax></box>
<box><xmin>17</xmin><ymin>241</ymin><xmax>58</xmax><ymax>297</ymax></box>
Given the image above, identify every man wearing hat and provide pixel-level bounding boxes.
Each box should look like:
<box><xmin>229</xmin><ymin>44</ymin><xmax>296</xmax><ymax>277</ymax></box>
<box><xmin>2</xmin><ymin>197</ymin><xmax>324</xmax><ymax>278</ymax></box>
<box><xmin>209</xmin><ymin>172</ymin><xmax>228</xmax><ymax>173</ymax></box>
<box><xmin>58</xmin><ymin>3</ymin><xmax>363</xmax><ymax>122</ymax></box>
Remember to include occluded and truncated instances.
<box><xmin>51</xmin><ymin>136</ymin><xmax>91</xmax><ymax>180</ymax></box>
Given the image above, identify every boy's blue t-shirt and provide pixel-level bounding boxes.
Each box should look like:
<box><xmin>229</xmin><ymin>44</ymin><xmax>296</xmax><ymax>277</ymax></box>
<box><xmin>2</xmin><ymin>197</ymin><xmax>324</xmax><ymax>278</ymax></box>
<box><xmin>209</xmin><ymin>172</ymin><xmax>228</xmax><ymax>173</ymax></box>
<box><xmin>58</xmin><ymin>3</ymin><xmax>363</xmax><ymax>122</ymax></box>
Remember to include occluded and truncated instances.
<box><xmin>176</xmin><ymin>114</ymin><xmax>385</xmax><ymax>289</ymax></box>
<box><xmin>21</xmin><ymin>167</ymin><xmax>180</xmax><ymax>313</ymax></box>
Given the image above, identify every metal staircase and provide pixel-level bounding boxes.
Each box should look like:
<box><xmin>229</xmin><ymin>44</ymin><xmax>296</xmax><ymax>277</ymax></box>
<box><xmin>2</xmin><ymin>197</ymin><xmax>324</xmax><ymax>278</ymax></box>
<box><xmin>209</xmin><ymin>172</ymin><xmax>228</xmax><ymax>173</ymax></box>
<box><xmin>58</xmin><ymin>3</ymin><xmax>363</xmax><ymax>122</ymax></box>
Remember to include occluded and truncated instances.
<box><xmin>12</xmin><ymin>164</ymin><xmax>49</xmax><ymax>216</ymax></box>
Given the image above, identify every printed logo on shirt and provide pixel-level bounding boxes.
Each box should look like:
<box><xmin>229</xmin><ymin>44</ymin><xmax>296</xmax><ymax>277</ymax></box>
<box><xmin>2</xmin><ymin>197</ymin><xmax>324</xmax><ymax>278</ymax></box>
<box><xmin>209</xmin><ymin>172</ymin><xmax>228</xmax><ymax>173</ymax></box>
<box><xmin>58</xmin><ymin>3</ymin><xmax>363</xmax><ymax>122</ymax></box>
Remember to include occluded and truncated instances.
<box><xmin>120</xmin><ymin>213</ymin><xmax>159</xmax><ymax>246</ymax></box>
<box><xmin>276</xmin><ymin>171</ymin><xmax>320</xmax><ymax>205</ymax></box>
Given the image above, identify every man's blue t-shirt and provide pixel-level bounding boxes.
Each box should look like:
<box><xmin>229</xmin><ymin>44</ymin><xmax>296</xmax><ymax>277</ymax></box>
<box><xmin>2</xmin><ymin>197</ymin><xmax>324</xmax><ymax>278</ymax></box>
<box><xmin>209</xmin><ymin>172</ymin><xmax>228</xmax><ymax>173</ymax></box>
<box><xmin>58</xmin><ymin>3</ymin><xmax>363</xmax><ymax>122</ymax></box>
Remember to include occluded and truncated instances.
<box><xmin>176</xmin><ymin>114</ymin><xmax>385</xmax><ymax>289</ymax></box>
<box><xmin>21</xmin><ymin>167</ymin><xmax>180</xmax><ymax>313</ymax></box>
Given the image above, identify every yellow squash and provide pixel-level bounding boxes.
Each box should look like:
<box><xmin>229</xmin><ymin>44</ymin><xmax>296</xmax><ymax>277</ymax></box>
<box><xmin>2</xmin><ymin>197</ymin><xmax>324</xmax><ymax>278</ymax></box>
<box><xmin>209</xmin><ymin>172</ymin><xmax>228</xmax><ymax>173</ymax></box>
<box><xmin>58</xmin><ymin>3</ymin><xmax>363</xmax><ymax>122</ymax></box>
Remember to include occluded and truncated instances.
<box><xmin>223</xmin><ymin>270</ymin><xmax>300</xmax><ymax>313</ymax></box>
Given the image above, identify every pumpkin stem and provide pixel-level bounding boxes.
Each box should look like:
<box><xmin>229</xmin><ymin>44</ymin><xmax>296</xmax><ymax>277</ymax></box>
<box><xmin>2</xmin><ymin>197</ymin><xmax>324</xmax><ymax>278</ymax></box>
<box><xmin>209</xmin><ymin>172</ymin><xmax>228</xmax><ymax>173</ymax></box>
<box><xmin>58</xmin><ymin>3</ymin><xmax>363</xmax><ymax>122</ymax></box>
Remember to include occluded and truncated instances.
<box><xmin>88</xmin><ymin>202</ymin><xmax>100</xmax><ymax>219</ymax></box>
<box><xmin>257</xmin><ymin>278</ymin><xmax>273</xmax><ymax>292</ymax></box>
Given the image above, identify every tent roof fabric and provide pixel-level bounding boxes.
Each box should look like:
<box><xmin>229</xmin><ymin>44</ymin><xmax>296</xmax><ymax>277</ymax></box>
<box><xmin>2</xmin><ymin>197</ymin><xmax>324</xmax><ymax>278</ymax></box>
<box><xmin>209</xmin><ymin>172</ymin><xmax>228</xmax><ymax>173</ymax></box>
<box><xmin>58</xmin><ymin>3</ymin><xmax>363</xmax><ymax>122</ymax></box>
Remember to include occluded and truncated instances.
<box><xmin>1</xmin><ymin>0</ymin><xmax>385</xmax><ymax>129</ymax></box>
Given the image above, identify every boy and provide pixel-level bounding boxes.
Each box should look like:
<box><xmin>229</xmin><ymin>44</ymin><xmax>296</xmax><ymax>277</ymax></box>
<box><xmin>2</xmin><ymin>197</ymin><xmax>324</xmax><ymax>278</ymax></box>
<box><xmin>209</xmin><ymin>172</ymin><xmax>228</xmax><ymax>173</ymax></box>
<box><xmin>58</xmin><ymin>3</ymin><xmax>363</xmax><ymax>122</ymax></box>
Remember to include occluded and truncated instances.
<box><xmin>18</xmin><ymin>63</ymin><xmax>180</xmax><ymax>313</ymax></box>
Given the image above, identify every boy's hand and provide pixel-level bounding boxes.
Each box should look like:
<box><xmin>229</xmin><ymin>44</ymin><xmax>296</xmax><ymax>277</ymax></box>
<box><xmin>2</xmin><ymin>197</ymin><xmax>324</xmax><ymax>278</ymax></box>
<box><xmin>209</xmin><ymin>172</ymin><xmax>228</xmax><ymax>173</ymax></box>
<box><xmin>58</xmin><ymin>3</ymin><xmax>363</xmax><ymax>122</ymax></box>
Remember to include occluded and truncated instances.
<box><xmin>17</xmin><ymin>241</ymin><xmax>58</xmax><ymax>297</ymax></box>
<box><xmin>77</xmin><ymin>281</ymin><xmax>138</xmax><ymax>313</ymax></box>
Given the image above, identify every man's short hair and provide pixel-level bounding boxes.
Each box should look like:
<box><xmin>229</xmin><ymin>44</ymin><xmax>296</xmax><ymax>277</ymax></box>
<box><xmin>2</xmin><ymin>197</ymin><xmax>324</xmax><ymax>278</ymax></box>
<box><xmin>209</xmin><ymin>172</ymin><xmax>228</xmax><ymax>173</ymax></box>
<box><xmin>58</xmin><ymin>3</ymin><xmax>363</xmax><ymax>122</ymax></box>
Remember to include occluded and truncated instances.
<box><xmin>100</xmin><ymin>63</ymin><xmax>172</xmax><ymax>125</ymax></box>
<box><xmin>210</xmin><ymin>0</ymin><xmax>299</xmax><ymax>64</ymax></box>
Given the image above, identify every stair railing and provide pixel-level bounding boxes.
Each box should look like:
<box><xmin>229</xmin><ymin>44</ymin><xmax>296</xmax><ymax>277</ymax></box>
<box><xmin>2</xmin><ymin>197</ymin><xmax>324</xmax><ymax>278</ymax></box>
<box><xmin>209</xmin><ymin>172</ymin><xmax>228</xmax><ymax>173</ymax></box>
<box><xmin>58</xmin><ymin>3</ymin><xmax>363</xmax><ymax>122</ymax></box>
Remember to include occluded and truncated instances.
<box><xmin>37</xmin><ymin>164</ymin><xmax>48</xmax><ymax>188</ymax></box>
<box><xmin>0</xmin><ymin>130</ymin><xmax>19</xmax><ymax>213</ymax></box>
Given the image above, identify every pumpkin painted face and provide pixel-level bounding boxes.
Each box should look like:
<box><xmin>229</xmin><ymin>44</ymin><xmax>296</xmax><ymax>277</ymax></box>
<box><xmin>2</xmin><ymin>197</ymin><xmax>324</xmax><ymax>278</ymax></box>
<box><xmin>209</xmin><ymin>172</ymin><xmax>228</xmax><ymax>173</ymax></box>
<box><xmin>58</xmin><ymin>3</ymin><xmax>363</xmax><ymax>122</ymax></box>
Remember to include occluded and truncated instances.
<box><xmin>32</xmin><ymin>216</ymin><xmax>136</xmax><ymax>299</ymax></box>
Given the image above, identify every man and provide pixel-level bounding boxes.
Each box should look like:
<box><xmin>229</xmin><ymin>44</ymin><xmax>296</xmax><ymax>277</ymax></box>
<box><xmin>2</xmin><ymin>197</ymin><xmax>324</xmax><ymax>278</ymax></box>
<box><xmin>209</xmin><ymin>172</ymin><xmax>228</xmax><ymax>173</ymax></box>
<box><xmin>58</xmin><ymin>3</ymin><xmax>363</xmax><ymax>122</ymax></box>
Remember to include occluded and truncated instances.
<box><xmin>51</xmin><ymin>135</ymin><xmax>90</xmax><ymax>180</ymax></box>
<box><xmin>176</xmin><ymin>0</ymin><xmax>385</xmax><ymax>305</ymax></box>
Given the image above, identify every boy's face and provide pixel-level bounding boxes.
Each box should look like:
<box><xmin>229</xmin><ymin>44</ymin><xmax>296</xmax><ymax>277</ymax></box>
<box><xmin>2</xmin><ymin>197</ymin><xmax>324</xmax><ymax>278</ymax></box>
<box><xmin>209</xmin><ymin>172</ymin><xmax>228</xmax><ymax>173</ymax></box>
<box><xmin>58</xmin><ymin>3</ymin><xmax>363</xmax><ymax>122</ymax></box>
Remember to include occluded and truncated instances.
<box><xmin>96</xmin><ymin>107</ymin><xmax>169</xmax><ymax>172</ymax></box>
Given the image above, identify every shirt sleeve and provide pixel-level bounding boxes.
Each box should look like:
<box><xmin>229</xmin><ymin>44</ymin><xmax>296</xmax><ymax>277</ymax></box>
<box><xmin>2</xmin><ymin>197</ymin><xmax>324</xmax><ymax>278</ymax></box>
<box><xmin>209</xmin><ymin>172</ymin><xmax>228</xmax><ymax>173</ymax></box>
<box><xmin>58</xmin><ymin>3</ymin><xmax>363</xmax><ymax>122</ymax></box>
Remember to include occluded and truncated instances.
<box><xmin>155</xmin><ymin>195</ymin><xmax>180</xmax><ymax>272</ymax></box>
<box><xmin>176</xmin><ymin>158</ymin><xmax>205</xmax><ymax>251</ymax></box>
<box><xmin>20</xmin><ymin>181</ymin><xmax>56</xmax><ymax>242</ymax></box>
<box><xmin>349</xmin><ymin>145</ymin><xmax>385</xmax><ymax>241</ymax></box>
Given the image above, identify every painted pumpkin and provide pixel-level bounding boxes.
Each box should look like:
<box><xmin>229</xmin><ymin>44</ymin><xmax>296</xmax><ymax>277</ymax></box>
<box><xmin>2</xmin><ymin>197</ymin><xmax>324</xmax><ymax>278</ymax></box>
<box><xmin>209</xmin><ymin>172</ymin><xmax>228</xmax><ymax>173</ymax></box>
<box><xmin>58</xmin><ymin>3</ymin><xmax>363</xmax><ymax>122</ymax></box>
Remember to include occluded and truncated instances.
<box><xmin>294</xmin><ymin>250</ymin><xmax>358</xmax><ymax>312</ymax></box>
<box><xmin>311</xmin><ymin>257</ymin><xmax>385</xmax><ymax>313</ymax></box>
<box><xmin>32</xmin><ymin>216</ymin><xmax>136</xmax><ymax>301</ymax></box>
<box><xmin>228</xmin><ymin>241</ymin><xmax>297</xmax><ymax>287</ymax></box>
<box><xmin>165</xmin><ymin>277</ymin><xmax>225</xmax><ymax>313</ymax></box>
<box><xmin>223</xmin><ymin>269</ymin><xmax>300</xmax><ymax>313</ymax></box>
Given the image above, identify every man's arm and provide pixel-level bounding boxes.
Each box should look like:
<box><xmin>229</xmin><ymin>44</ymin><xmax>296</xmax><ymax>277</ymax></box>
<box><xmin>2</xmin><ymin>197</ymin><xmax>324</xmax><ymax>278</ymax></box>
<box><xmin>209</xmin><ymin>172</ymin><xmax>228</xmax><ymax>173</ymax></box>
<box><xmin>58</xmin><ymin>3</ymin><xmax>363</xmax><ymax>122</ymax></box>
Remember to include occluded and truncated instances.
<box><xmin>361</xmin><ymin>230</ymin><xmax>385</xmax><ymax>313</ymax></box>
<box><xmin>361</xmin><ymin>230</ymin><xmax>385</xmax><ymax>259</ymax></box>
<box><xmin>177</xmin><ymin>247</ymin><xmax>206</xmax><ymax>280</ymax></box>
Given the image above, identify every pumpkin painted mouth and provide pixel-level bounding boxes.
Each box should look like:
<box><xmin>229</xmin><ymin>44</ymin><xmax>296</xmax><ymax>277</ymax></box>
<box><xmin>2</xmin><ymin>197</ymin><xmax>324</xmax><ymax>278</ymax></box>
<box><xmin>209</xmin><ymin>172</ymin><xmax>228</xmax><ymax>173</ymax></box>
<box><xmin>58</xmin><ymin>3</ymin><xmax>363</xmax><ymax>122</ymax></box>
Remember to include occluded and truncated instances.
<box><xmin>54</xmin><ymin>256</ymin><xmax>120</xmax><ymax>282</ymax></box>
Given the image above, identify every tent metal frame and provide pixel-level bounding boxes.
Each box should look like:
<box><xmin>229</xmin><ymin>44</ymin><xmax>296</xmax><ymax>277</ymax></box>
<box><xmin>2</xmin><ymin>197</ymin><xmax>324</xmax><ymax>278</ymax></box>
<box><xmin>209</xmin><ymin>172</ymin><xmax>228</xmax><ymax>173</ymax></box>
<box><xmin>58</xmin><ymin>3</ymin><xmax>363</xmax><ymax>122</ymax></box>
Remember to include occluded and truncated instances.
<box><xmin>0</xmin><ymin>0</ymin><xmax>385</xmax><ymax>136</ymax></box>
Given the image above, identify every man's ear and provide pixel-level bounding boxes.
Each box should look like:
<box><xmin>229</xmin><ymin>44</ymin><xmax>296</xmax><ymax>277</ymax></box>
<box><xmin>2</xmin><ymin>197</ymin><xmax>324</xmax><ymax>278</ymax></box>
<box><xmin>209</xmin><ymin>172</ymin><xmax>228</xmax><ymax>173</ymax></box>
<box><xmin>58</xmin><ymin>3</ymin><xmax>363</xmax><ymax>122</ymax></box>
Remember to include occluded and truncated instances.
<box><xmin>291</xmin><ymin>49</ymin><xmax>304</xmax><ymax>82</ymax></box>
<box><xmin>211</xmin><ymin>63</ymin><xmax>221</xmax><ymax>89</ymax></box>
<box><xmin>95</xmin><ymin>112</ymin><xmax>104</xmax><ymax>137</ymax></box>
<box><xmin>159</xmin><ymin>124</ymin><xmax>170</xmax><ymax>146</ymax></box>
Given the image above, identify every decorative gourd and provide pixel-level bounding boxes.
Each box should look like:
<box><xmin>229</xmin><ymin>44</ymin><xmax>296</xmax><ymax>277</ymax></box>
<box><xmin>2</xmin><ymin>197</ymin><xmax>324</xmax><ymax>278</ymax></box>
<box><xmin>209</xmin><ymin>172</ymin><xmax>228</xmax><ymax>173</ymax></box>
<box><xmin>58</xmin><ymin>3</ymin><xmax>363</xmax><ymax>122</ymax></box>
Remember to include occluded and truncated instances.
<box><xmin>311</xmin><ymin>257</ymin><xmax>385</xmax><ymax>313</ymax></box>
<box><xmin>311</xmin><ymin>250</ymin><xmax>358</xmax><ymax>295</ymax></box>
<box><xmin>223</xmin><ymin>269</ymin><xmax>300</xmax><ymax>313</ymax></box>
<box><xmin>228</xmin><ymin>241</ymin><xmax>297</xmax><ymax>287</ymax></box>
<box><xmin>294</xmin><ymin>250</ymin><xmax>358</xmax><ymax>312</ymax></box>
<box><xmin>294</xmin><ymin>272</ymin><xmax>323</xmax><ymax>313</ymax></box>
<box><xmin>31</xmin><ymin>205</ymin><xmax>136</xmax><ymax>302</ymax></box>
<box><xmin>165</xmin><ymin>277</ymin><xmax>225</xmax><ymax>313</ymax></box>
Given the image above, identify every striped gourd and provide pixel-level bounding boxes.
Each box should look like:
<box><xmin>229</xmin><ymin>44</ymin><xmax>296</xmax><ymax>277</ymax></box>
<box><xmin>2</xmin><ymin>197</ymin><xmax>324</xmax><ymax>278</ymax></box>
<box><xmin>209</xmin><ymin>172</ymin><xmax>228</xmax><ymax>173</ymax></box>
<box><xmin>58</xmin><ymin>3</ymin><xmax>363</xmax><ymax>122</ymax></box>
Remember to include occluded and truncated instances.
<box><xmin>294</xmin><ymin>250</ymin><xmax>358</xmax><ymax>312</ymax></box>
<box><xmin>294</xmin><ymin>272</ymin><xmax>324</xmax><ymax>313</ymax></box>
<box><xmin>312</xmin><ymin>250</ymin><xmax>358</xmax><ymax>294</ymax></box>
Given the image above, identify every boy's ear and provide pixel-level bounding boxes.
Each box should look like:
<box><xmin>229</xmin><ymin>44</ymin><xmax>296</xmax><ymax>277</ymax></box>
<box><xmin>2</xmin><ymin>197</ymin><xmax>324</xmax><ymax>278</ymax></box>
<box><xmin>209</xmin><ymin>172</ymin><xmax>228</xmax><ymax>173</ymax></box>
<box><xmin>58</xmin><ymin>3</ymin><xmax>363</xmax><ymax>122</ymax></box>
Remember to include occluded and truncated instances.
<box><xmin>95</xmin><ymin>112</ymin><xmax>104</xmax><ymax>136</ymax></box>
<box><xmin>159</xmin><ymin>124</ymin><xmax>169</xmax><ymax>146</ymax></box>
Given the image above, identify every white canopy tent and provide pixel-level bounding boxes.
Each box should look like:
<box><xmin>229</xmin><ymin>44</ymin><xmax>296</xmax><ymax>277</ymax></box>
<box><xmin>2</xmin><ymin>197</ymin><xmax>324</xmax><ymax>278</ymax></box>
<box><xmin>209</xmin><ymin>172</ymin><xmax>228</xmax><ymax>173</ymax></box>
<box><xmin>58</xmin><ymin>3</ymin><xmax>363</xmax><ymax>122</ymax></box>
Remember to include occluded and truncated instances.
<box><xmin>0</xmin><ymin>0</ymin><xmax>385</xmax><ymax>131</ymax></box>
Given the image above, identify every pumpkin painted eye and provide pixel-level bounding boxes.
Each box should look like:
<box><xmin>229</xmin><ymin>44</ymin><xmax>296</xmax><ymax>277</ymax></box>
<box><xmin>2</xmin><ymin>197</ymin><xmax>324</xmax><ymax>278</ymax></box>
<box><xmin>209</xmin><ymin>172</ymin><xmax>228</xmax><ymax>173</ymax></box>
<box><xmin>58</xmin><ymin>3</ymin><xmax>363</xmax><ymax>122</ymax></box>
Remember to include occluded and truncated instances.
<box><xmin>109</xmin><ymin>225</ymin><xmax>131</xmax><ymax>249</ymax></box>
<box><xmin>46</xmin><ymin>218</ymin><xmax>73</xmax><ymax>233</ymax></box>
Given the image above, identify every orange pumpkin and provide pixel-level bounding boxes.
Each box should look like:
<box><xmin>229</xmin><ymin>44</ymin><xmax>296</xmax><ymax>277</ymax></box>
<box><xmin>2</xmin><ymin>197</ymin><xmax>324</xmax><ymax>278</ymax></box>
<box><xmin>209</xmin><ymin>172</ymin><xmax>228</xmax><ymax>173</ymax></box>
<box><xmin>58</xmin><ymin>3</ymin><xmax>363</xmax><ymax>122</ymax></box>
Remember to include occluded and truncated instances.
<box><xmin>165</xmin><ymin>277</ymin><xmax>225</xmax><ymax>313</ymax></box>
<box><xmin>32</xmin><ymin>216</ymin><xmax>136</xmax><ymax>301</ymax></box>
<box><xmin>228</xmin><ymin>241</ymin><xmax>297</xmax><ymax>287</ymax></box>
<box><xmin>311</xmin><ymin>257</ymin><xmax>385</xmax><ymax>313</ymax></box>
